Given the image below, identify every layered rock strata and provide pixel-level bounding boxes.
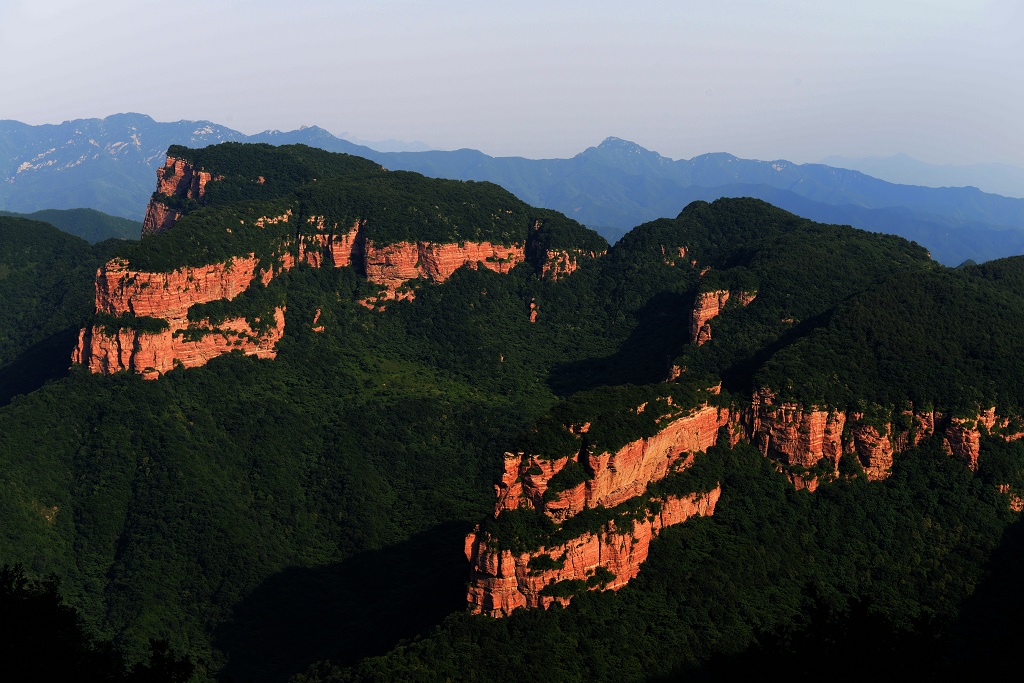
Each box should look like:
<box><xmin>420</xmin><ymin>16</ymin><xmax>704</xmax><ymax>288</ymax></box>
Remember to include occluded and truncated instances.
<box><xmin>72</xmin><ymin>256</ymin><xmax>286</xmax><ymax>379</ymax></box>
<box><xmin>361</xmin><ymin>240</ymin><xmax>526</xmax><ymax>303</ymax></box>
<box><xmin>741</xmin><ymin>389</ymin><xmax>1024</xmax><ymax>482</ymax></box>
<box><xmin>78</xmin><ymin>157</ymin><xmax>602</xmax><ymax>376</ymax></box>
<box><xmin>465</xmin><ymin>487</ymin><xmax>720</xmax><ymax>617</ymax></box>
<box><xmin>495</xmin><ymin>404</ymin><xmax>729</xmax><ymax>521</ymax></box>
<box><xmin>73</xmin><ymin>309</ymin><xmax>284</xmax><ymax>380</ymax></box>
<box><xmin>467</xmin><ymin>401</ymin><xmax>726</xmax><ymax>616</ymax></box>
<box><xmin>539</xmin><ymin>247</ymin><xmax>606</xmax><ymax>281</ymax></box>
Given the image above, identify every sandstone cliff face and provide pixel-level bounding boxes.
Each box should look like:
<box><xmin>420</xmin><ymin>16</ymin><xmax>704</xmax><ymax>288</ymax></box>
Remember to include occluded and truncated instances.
<box><xmin>689</xmin><ymin>289</ymin><xmax>756</xmax><ymax>345</ymax></box>
<box><xmin>91</xmin><ymin>257</ymin><xmax>263</xmax><ymax>320</ymax></box>
<box><xmin>744</xmin><ymin>389</ymin><xmax>1023</xmax><ymax>481</ymax></box>
<box><xmin>361</xmin><ymin>240</ymin><xmax>526</xmax><ymax>303</ymax></box>
<box><xmin>299</xmin><ymin>217</ymin><xmax>364</xmax><ymax>268</ymax></box>
<box><xmin>142</xmin><ymin>156</ymin><xmax>217</xmax><ymax>236</ymax></box>
<box><xmin>540</xmin><ymin>248</ymin><xmax>606</xmax><ymax>281</ymax></box>
<box><xmin>80</xmin><ymin>158</ymin><xmax>602</xmax><ymax>377</ymax></box>
<box><xmin>74</xmin><ymin>309</ymin><xmax>285</xmax><ymax>380</ymax></box>
<box><xmin>496</xmin><ymin>404</ymin><xmax>728</xmax><ymax>522</ymax></box>
<box><xmin>72</xmin><ymin>255</ymin><xmax>286</xmax><ymax>379</ymax></box>
<box><xmin>469</xmin><ymin>397</ymin><xmax>726</xmax><ymax>616</ymax></box>
<box><xmin>465</xmin><ymin>487</ymin><xmax>721</xmax><ymax>617</ymax></box>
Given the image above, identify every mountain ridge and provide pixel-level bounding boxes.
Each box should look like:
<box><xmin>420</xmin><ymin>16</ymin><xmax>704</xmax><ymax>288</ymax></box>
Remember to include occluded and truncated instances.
<box><xmin>4</xmin><ymin>115</ymin><xmax>1024</xmax><ymax>265</ymax></box>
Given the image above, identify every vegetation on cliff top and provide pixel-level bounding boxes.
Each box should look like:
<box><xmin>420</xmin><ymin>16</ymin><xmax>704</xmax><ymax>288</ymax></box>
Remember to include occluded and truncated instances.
<box><xmin>5</xmin><ymin>155</ymin><xmax>1024</xmax><ymax>681</ymax></box>
<box><xmin>131</xmin><ymin>143</ymin><xmax>608</xmax><ymax>273</ymax></box>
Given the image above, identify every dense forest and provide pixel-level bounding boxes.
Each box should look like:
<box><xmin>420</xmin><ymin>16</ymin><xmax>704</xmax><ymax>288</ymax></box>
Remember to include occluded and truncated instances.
<box><xmin>1</xmin><ymin>144</ymin><xmax>1023</xmax><ymax>681</ymax></box>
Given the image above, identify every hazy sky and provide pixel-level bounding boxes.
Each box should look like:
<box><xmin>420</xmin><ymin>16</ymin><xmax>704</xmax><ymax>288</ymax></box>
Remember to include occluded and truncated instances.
<box><xmin>2</xmin><ymin>0</ymin><xmax>1021</xmax><ymax>164</ymax></box>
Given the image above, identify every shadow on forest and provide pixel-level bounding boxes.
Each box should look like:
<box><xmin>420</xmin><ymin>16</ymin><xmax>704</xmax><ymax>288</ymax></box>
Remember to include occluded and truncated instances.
<box><xmin>941</xmin><ymin>514</ymin><xmax>1024</xmax><ymax>675</ymax></box>
<box><xmin>547</xmin><ymin>291</ymin><xmax>691</xmax><ymax>396</ymax></box>
<box><xmin>0</xmin><ymin>326</ymin><xmax>78</xmax><ymax>408</ymax></box>
<box><xmin>214</xmin><ymin>521</ymin><xmax>472</xmax><ymax>682</ymax></box>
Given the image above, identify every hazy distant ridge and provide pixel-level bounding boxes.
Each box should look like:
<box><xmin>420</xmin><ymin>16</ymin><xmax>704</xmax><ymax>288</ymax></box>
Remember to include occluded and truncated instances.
<box><xmin>3</xmin><ymin>114</ymin><xmax>1024</xmax><ymax>265</ymax></box>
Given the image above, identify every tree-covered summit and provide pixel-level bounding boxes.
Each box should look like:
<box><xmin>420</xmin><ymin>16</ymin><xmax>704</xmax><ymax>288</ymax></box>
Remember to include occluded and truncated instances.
<box><xmin>131</xmin><ymin>143</ymin><xmax>606</xmax><ymax>272</ymax></box>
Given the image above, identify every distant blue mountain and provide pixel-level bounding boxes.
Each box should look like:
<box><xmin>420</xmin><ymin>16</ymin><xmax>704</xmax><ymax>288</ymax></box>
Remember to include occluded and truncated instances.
<box><xmin>2</xmin><ymin>115</ymin><xmax>1023</xmax><ymax>265</ymax></box>
<box><xmin>821</xmin><ymin>153</ymin><xmax>1024</xmax><ymax>199</ymax></box>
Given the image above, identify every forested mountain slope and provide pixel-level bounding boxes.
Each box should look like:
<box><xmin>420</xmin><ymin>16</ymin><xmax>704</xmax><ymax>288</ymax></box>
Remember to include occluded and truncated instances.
<box><xmin>1</xmin><ymin>143</ymin><xmax>1022</xmax><ymax>681</ymax></box>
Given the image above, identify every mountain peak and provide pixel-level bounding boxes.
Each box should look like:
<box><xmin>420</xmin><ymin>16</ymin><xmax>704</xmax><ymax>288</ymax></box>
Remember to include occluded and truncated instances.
<box><xmin>581</xmin><ymin>137</ymin><xmax>673</xmax><ymax>170</ymax></box>
<box><xmin>597</xmin><ymin>136</ymin><xmax>648</xmax><ymax>152</ymax></box>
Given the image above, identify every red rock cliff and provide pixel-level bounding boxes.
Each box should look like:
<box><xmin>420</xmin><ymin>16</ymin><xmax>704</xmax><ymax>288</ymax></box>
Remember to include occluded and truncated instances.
<box><xmin>689</xmin><ymin>289</ymin><xmax>756</xmax><ymax>345</ymax></box>
<box><xmin>72</xmin><ymin>256</ymin><xmax>286</xmax><ymax>379</ymax></box>
<box><xmin>742</xmin><ymin>389</ymin><xmax>1024</xmax><ymax>481</ymax></box>
<box><xmin>362</xmin><ymin>240</ymin><xmax>526</xmax><ymax>303</ymax></box>
<box><xmin>540</xmin><ymin>247</ymin><xmax>606</xmax><ymax>281</ymax></box>
<box><xmin>73</xmin><ymin>309</ymin><xmax>284</xmax><ymax>380</ymax></box>
<box><xmin>142</xmin><ymin>156</ymin><xmax>218</xmax><ymax>236</ymax></box>
<box><xmin>496</xmin><ymin>403</ymin><xmax>728</xmax><ymax>522</ymax></box>
<box><xmin>469</xmin><ymin>396</ymin><xmax>727</xmax><ymax>616</ymax></box>
<box><xmin>465</xmin><ymin>487</ymin><xmax>721</xmax><ymax>617</ymax></box>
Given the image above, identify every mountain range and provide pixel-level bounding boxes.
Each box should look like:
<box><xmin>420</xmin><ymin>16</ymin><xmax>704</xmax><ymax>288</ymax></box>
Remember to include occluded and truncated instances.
<box><xmin>2</xmin><ymin>142</ymin><xmax>1024</xmax><ymax>680</ymax></box>
<box><xmin>3</xmin><ymin>114</ymin><xmax>1024</xmax><ymax>265</ymax></box>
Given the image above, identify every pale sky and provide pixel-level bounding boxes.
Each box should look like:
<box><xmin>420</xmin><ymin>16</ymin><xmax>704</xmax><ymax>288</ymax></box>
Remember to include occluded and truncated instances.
<box><xmin>1</xmin><ymin>0</ymin><xmax>1021</xmax><ymax>164</ymax></box>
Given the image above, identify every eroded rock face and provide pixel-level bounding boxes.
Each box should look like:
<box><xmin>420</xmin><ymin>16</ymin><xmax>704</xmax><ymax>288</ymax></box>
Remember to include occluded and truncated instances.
<box><xmin>465</xmin><ymin>487</ymin><xmax>721</xmax><ymax>617</ymax></box>
<box><xmin>299</xmin><ymin>218</ymin><xmax>364</xmax><ymax>268</ymax></box>
<box><xmin>750</xmin><ymin>390</ymin><xmax>845</xmax><ymax>470</ymax></box>
<box><xmin>540</xmin><ymin>248</ymin><xmax>606</xmax><ymax>281</ymax></box>
<box><xmin>469</xmin><ymin>396</ymin><xmax>726</xmax><ymax>616</ymax></box>
<box><xmin>497</xmin><ymin>404</ymin><xmax>729</xmax><ymax>521</ymax></box>
<box><xmin>361</xmin><ymin>240</ymin><xmax>526</xmax><ymax>302</ymax></box>
<box><xmin>689</xmin><ymin>289</ymin><xmax>756</xmax><ymax>345</ymax></box>
<box><xmin>78</xmin><ymin>159</ymin><xmax>591</xmax><ymax>376</ymax></box>
<box><xmin>142</xmin><ymin>156</ymin><xmax>217</xmax><ymax>236</ymax></box>
<box><xmin>744</xmin><ymin>390</ymin><xmax>1023</xmax><ymax>481</ymax></box>
<box><xmin>72</xmin><ymin>255</ymin><xmax>286</xmax><ymax>379</ymax></box>
<box><xmin>74</xmin><ymin>308</ymin><xmax>285</xmax><ymax>380</ymax></box>
<box><xmin>92</xmin><ymin>257</ymin><xmax>263</xmax><ymax>320</ymax></box>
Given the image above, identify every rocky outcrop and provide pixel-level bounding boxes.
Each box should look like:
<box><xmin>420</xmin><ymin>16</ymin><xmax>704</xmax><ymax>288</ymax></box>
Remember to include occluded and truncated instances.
<box><xmin>142</xmin><ymin>156</ymin><xmax>218</xmax><ymax>236</ymax></box>
<box><xmin>540</xmin><ymin>247</ymin><xmax>606</xmax><ymax>281</ymax></box>
<box><xmin>998</xmin><ymin>484</ymin><xmax>1024</xmax><ymax>513</ymax></box>
<box><xmin>142</xmin><ymin>202</ymin><xmax>180</xmax><ymax>237</ymax></box>
<box><xmin>73</xmin><ymin>308</ymin><xmax>285</xmax><ymax>380</ymax></box>
<box><xmin>743</xmin><ymin>389</ymin><xmax>1024</xmax><ymax>481</ymax></box>
<box><xmin>468</xmin><ymin>396</ymin><xmax>726</xmax><ymax>616</ymax></box>
<box><xmin>465</xmin><ymin>487</ymin><xmax>721</xmax><ymax>617</ymax></box>
<box><xmin>90</xmin><ymin>257</ymin><xmax>265</xmax><ymax>320</ymax></box>
<box><xmin>689</xmin><ymin>289</ymin><xmax>756</xmax><ymax>345</ymax></box>
<box><xmin>82</xmin><ymin>158</ymin><xmax>613</xmax><ymax>377</ymax></box>
<box><xmin>361</xmin><ymin>240</ymin><xmax>526</xmax><ymax>303</ymax></box>
<box><xmin>72</xmin><ymin>256</ymin><xmax>286</xmax><ymax>379</ymax></box>
<box><xmin>299</xmin><ymin>217</ymin><xmax>364</xmax><ymax>268</ymax></box>
<box><xmin>496</xmin><ymin>404</ymin><xmax>728</xmax><ymax>521</ymax></box>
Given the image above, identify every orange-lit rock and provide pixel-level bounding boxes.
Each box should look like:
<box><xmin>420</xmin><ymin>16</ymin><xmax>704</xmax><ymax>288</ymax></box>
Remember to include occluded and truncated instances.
<box><xmin>690</xmin><ymin>290</ymin><xmax>729</xmax><ymax>345</ymax></box>
<box><xmin>466</xmin><ymin>487</ymin><xmax>721</xmax><ymax>617</ymax></box>
<box><xmin>582</xmin><ymin>404</ymin><xmax>727</xmax><ymax>511</ymax></box>
<box><xmin>497</xmin><ymin>403</ymin><xmax>728</xmax><ymax>520</ymax></box>
<box><xmin>362</xmin><ymin>240</ymin><xmax>526</xmax><ymax>301</ymax></box>
<box><xmin>689</xmin><ymin>289</ymin><xmax>756</xmax><ymax>345</ymax></box>
<box><xmin>998</xmin><ymin>484</ymin><xmax>1024</xmax><ymax>512</ymax></box>
<box><xmin>742</xmin><ymin>393</ymin><xmax>1024</xmax><ymax>482</ymax></box>
<box><xmin>74</xmin><ymin>308</ymin><xmax>285</xmax><ymax>380</ymax></box>
<box><xmin>540</xmin><ymin>248</ymin><xmax>605</xmax><ymax>280</ymax></box>
<box><xmin>141</xmin><ymin>201</ymin><xmax>180</xmax><ymax>237</ymax></box>
<box><xmin>142</xmin><ymin>156</ymin><xmax>217</xmax><ymax>236</ymax></box>
<box><xmin>750</xmin><ymin>390</ymin><xmax>844</xmax><ymax>471</ymax></box>
<box><xmin>92</xmin><ymin>257</ymin><xmax>262</xmax><ymax>320</ymax></box>
<box><xmin>72</xmin><ymin>254</ymin><xmax>287</xmax><ymax>379</ymax></box>
<box><xmin>299</xmin><ymin>217</ymin><xmax>364</xmax><ymax>268</ymax></box>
